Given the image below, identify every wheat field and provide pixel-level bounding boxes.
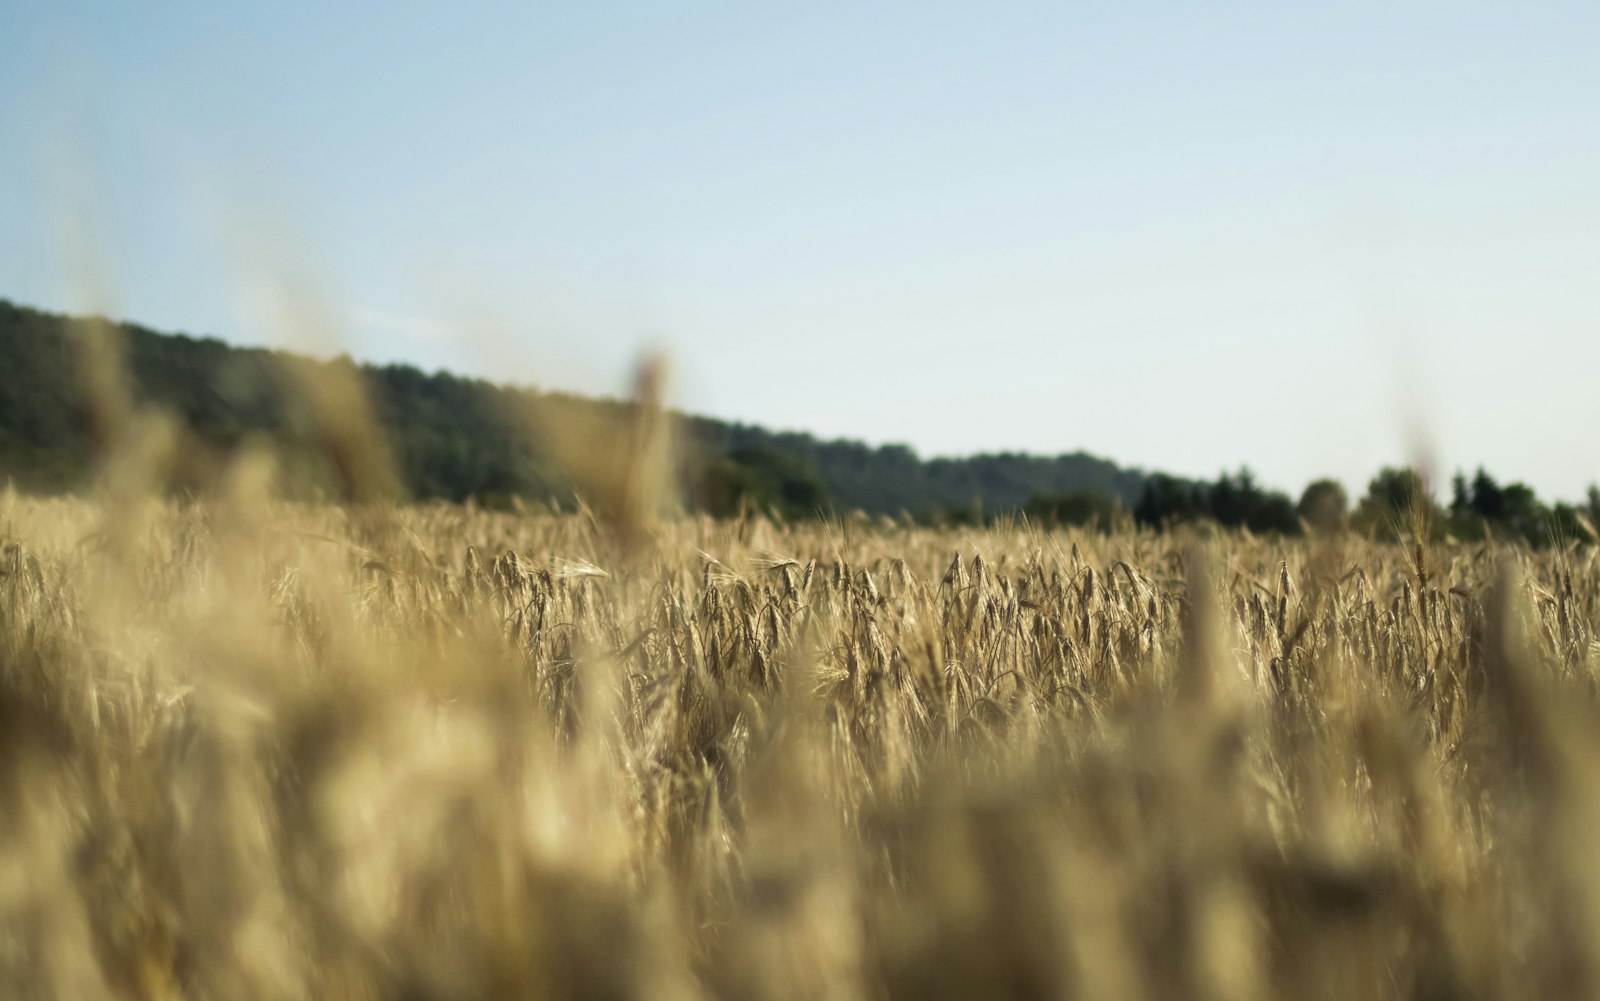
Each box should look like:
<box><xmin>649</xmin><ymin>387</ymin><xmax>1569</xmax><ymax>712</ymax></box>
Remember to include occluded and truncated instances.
<box><xmin>2</xmin><ymin>471</ymin><xmax>1599</xmax><ymax>1001</ymax></box>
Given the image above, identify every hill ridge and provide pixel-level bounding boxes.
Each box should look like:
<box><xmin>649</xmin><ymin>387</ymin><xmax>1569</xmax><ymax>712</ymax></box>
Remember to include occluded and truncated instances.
<box><xmin>0</xmin><ymin>297</ymin><xmax>1158</xmax><ymax>516</ymax></box>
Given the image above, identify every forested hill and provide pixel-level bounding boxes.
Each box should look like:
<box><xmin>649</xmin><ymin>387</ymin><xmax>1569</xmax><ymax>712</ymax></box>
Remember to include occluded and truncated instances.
<box><xmin>0</xmin><ymin>298</ymin><xmax>1152</xmax><ymax>517</ymax></box>
<box><xmin>688</xmin><ymin>418</ymin><xmax>1148</xmax><ymax>517</ymax></box>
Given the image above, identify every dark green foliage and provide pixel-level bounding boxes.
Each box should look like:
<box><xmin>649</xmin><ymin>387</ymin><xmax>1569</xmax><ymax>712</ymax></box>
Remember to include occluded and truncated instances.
<box><xmin>1134</xmin><ymin>468</ymin><xmax>1298</xmax><ymax>534</ymax></box>
<box><xmin>1347</xmin><ymin>467</ymin><xmax>1600</xmax><ymax>548</ymax></box>
<box><xmin>1297</xmin><ymin>478</ymin><xmax>1349</xmax><ymax>532</ymax></box>
<box><xmin>1208</xmin><ymin>467</ymin><xmax>1299</xmax><ymax>533</ymax></box>
<box><xmin>697</xmin><ymin>444</ymin><xmax>832</xmax><ymax>519</ymax></box>
<box><xmin>0</xmin><ymin>303</ymin><xmax>98</xmax><ymax>490</ymax></box>
<box><xmin>0</xmin><ymin>299</ymin><xmax>1155</xmax><ymax>518</ymax></box>
<box><xmin>679</xmin><ymin>416</ymin><xmax>1152</xmax><ymax>517</ymax></box>
<box><xmin>1024</xmin><ymin>488</ymin><xmax>1118</xmax><ymax>530</ymax></box>
<box><xmin>1551</xmin><ymin>490</ymin><xmax>1600</xmax><ymax>546</ymax></box>
<box><xmin>1445</xmin><ymin>466</ymin><xmax>1577</xmax><ymax>546</ymax></box>
<box><xmin>1363</xmin><ymin>466</ymin><xmax>1432</xmax><ymax>516</ymax></box>
<box><xmin>1134</xmin><ymin>474</ymin><xmax>1209</xmax><ymax>527</ymax></box>
<box><xmin>1352</xmin><ymin>467</ymin><xmax>1438</xmax><ymax>540</ymax></box>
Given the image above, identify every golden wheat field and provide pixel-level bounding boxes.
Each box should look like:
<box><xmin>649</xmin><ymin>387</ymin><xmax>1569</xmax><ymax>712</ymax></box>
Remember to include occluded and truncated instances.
<box><xmin>2</xmin><ymin>477</ymin><xmax>1600</xmax><ymax>1001</ymax></box>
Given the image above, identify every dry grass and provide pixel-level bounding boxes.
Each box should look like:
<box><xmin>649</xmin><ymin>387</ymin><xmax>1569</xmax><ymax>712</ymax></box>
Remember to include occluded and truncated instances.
<box><xmin>1</xmin><ymin>480</ymin><xmax>1598</xmax><ymax>1001</ymax></box>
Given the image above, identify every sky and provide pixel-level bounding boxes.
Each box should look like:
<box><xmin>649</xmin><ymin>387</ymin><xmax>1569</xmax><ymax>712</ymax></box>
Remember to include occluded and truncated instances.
<box><xmin>2</xmin><ymin>1</ymin><xmax>1597</xmax><ymax>501</ymax></box>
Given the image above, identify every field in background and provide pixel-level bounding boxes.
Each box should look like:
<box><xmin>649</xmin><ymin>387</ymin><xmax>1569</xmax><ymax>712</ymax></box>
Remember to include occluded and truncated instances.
<box><xmin>3</xmin><ymin>487</ymin><xmax>1599</xmax><ymax>1000</ymax></box>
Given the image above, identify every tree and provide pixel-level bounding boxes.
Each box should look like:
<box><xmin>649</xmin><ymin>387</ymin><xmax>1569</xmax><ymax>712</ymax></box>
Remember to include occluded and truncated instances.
<box><xmin>1353</xmin><ymin>467</ymin><xmax>1437</xmax><ymax>539</ymax></box>
<box><xmin>1134</xmin><ymin>474</ymin><xmax>1206</xmax><ymax>528</ymax></box>
<box><xmin>1468</xmin><ymin>468</ymin><xmax>1507</xmax><ymax>522</ymax></box>
<box><xmin>1297</xmin><ymin>479</ymin><xmax>1348</xmax><ymax>532</ymax></box>
<box><xmin>1209</xmin><ymin>469</ymin><xmax>1256</xmax><ymax>528</ymax></box>
<box><xmin>1553</xmin><ymin>489</ymin><xmax>1600</xmax><ymax>545</ymax></box>
<box><xmin>1450</xmin><ymin>473</ymin><xmax>1471</xmax><ymax>518</ymax></box>
<box><xmin>1498</xmin><ymin>482</ymin><xmax>1548</xmax><ymax>543</ymax></box>
<box><xmin>697</xmin><ymin>444</ymin><xmax>832</xmax><ymax>520</ymax></box>
<box><xmin>1445</xmin><ymin>467</ymin><xmax>1554</xmax><ymax>544</ymax></box>
<box><xmin>1209</xmin><ymin>467</ymin><xmax>1298</xmax><ymax>534</ymax></box>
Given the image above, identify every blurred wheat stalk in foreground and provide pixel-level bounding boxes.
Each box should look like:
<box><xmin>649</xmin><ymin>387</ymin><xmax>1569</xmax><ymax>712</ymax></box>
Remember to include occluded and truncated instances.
<box><xmin>1</xmin><ymin>475</ymin><xmax>1599</xmax><ymax>1001</ymax></box>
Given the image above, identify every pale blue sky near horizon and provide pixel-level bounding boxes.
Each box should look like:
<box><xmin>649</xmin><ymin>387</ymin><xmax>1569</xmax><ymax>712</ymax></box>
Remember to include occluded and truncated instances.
<box><xmin>3</xmin><ymin>1</ymin><xmax>1597</xmax><ymax>500</ymax></box>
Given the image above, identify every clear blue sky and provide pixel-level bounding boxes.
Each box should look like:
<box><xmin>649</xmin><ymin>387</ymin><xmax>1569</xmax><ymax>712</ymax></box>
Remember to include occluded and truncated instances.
<box><xmin>4</xmin><ymin>1</ymin><xmax>1597</xmax><ymax>500</ymax></box>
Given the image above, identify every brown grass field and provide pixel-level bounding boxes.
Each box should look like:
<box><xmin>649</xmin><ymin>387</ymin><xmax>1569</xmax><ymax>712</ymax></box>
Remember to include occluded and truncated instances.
<box><xmin>2</xmin><ymin>466</ymin><xmax>1599</xmax><ymax>1000</ymax></box>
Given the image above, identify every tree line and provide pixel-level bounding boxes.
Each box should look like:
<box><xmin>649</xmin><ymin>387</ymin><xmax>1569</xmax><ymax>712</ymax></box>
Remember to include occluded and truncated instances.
<box><xmin>2</xmin><ymin>298</ymin><xmax>1593</xmax><ymax>542</ymax></box>
<box><xmin>1026</xmin><ymin>465</ymin><xmax>1600</xmax><ymax>546</ymax></box>
<box><xmin>0</xmin><ymin>299</ymin><xmax>1152</xmax><ymax>518</ymax></box>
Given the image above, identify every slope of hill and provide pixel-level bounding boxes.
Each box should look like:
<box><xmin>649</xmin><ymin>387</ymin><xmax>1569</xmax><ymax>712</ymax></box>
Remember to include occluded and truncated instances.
<box><xmin>0</xmin><ymin>298</ymin><xmax>1155</xmax><ymax>516</ymax></box>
